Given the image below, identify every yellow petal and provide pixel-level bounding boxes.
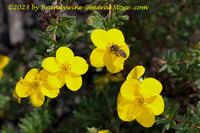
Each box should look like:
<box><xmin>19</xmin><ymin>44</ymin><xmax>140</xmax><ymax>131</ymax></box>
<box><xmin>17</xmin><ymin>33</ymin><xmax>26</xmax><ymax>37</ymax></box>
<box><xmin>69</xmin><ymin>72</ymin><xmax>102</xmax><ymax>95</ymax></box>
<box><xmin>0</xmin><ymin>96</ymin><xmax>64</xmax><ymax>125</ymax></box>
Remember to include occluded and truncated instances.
<box><xmin>39</xmin><ymin>69</ymin><xmax>48</xmax><ymax>81</ymax></box>
<box><xmin>140</xmin><ymin>78</ymin><xmax>163</xmax><ymax>97</ymax></box>
<box><xmin>13</xmin><ymin>89</ymin><xmax>21</xmax><ymax>104</ymax></box>
<box><xmin>127</xmin><ymin>66</ymin><xmax>145</xmax><ymax>80</ymax></box>
<box><xmin>65</xmin><ymin>73</ymin><xmax>82</xmax><ymax>91</ymax></box>
<box><xmin>90</xmin><ymin>48</ymin><xmax>106</xmax><ymax>67</ymax></box>
<box><xmin>107</xmin><ymin>29</ymin><xmax>125</xmax><ymax>46</ymax></box>
<box><xmin>98</xmin><ymin>129</ymin><xmax>110</xmax><ymax>133</ymax></box>
<box><xmin>0</xmin><ymin>55</ymin><xmax>9</xmax><ymax>69</ymax></box>
<box><xmin>56</xmin><ymin>47</ymin><xmax>74</xmax><ymax>64</ymax></box>
<box><xmin>120</xmin><ymin>79</ymin><xmax>140</xmax><ymax>100</ymax></box>
<box><xmin>16</xmin><ymin>79</ymin><xmax>33</xmax><ymax>98</ymax></box>
<box><xmin>0</xmin><ymin>70</ymin><xmax>3</xmax><ymax>79</ymax></box>
<box><xmin>147</xmin><ymin>95</ymin><xmax>164</xmax><ymax>115</ymax></box>
<box><xmin>24</xmin><ymin>68</ymin><xmax>39</xmax><ymax>82</ymax></box>
<box><xmin>120</xmin><ymin>43</ymin><xmax>130</xmax><ymax>59</ymax></box>
<box><xmin>91</xmin><ymin>29</ymin><xmax>110</xmax><ymax>49</ymax></box>
<box><xmin>105</xmin><ymin>53</ymin><xmax>124</xmax><ymax>73</ymax></box>
<box><xmin>71</xmin><ymin>56</ymin><xmax>88</xmax><ymax>75</ymax></box>
<box><xmin>47</xmin><ymin>72</ymin><xmax>65</xmax><ymax>89</ymax></box>
<box><xmin>41</xmin><ymin>85</ymin><xmax>60</xmax><ymax>98</ymax></box>
<box><xmin>42</xmin><ymin>57</ymin><xmax>60</xmax><ymax>73</ymax></box>
<box><xmin>30</xmin><ymin>89</ymin><xmax>45</xmax><ymax>107</ymax></box>
<box><xmin>136</xmin><ymin>105</ymin><xmax>155</xmax><ymax>128</ymax></box>
<box><xmin>117</xmin><ymin>92</ymin><xmax>137</xmax><ymax>121</ymax></box>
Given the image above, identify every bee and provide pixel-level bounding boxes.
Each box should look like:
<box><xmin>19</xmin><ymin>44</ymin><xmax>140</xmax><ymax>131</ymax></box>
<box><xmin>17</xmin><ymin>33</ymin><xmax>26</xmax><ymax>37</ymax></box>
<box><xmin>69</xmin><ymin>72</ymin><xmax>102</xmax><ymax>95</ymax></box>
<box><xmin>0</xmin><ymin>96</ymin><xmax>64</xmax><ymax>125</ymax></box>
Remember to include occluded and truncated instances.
<box><xmin>110</xmin><ymin>45</ymin><xmax>127</xmax><ymax>58</ymax></box>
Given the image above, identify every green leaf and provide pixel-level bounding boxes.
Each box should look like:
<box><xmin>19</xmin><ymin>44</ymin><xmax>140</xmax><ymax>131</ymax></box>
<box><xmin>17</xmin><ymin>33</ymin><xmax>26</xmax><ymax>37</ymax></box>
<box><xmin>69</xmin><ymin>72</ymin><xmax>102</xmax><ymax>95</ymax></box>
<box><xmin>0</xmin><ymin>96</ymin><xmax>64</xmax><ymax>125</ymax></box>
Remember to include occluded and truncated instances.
<box><xmin>167</xmin><ymin>66</ymin><xmax>173</xmax><ymax>73</ymax></box>
<box><xmin>33</xmin><ymin>29</ymin><xmax>44</xmax><ymax>37</ymax></box>
<box><xmin>46</xmin><ymin>25</ymin><xmax>55</xmax><ymax>32</ymax></box>
<box><xmin>197</xmin><ymin>101</ymin><xmax>200</xmax><ymax>116</ymax></box>
<box><xmin>1</xmin><ymin>126</ymin><xmax>18</xmax><ymax>133</ymax></box>
<box><xmin>119</xmin><ymin>15</ymin><xmax>129</xmax><ymax>21</ymax></box>
<box><xmin>50</xmin><ymin>19</ymin><xmax>57</xmax><ymax>25</ymax></box>
<box><xmin>159</xmin><ymin>64</ymin><xmax>168</xmax><ymax>72</ymax></box>
<box><xmin>49</xmin><ymin>37</ymin><xmax>57</xmax><ymax>45</ymax></box>
<box><xmin>61</xmin><ymin>16</ymin><xmax>75</xmax><ymax>21</ymax></box>
<box><xmin>58</xmin><ymin>20</ymin><xmax>73</xmax><ymax>26</ymax></box>
<box><xmin>165</xmin><ymin>121</ymin><xmax>171</xmax><ymax>130</ymax></box>
<box><xmin>46</xmin><ymin>48</ymin><xmax>52</xmax><ymax>53</ymax></box>
<box><xmin>43</xmin><ymin>39</ymin><xmax>51</xmax><ymax>46</ymax></box>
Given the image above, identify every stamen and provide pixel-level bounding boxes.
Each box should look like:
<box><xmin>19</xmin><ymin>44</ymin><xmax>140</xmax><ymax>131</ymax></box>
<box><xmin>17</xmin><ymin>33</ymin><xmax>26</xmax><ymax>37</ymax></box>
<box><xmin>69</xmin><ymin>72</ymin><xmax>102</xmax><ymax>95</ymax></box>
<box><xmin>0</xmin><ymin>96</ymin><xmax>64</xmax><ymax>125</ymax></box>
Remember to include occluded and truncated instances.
<box><xmin>34</xmin><ymin>82</ymin><xmax>39</xmax><ymax>86</ymax></box>
<box><xmin>138</xmin><ymin>98</ymin><xmax>144</xmax><ymax>104</ymax></box>
<box><xmin>61</xmin><ymin>62</ymin><xmax>72</xmax><ymax>73</ymax></box>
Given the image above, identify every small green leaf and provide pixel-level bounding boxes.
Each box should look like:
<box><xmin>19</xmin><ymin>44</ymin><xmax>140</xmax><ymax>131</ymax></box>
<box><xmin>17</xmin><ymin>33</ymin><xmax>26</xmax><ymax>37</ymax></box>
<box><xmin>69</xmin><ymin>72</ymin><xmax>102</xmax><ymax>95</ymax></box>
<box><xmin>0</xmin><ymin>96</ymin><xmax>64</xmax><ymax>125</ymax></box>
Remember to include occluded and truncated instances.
<box><xmin>58</xmin><ymin>20</ymin><xmax>72</xmax><ymax>26</ymax></box>
<box><xmin>165</xmin><ymin>122</ymin><xmax>170</xmax><ymax>130</ymax></box>
<box><xmin>119</xmin><ymin>15</ymin><xmax>129</xmax><ymax>21</ymax></box>
<box><xmin>197</xmin><ymin>101</ymin><xmax>200</xmax><ymax>116</ymax></box>
<box><xmin>167</xmin><ymin>66</ymin><xmax>173</xmax><ymax>73</ymax></box>
<box><xmin>46</xmin><ymin>48</ymin><xmax>52</xmax><ymax>53</ymax></box>
<box><xmin>46</xmin><ymin>25</ymin><xmax>55</xmax><ymax>32</ymax></box>
<box><xmin>49</xmin><ymin>37</ymin><xmax>57</xmax><ymax>45</ymax></box>
<box><xmin>43</xmin><ymin>39</ymin><xmax>51</xmax><ymax>46</ymax></box>
<box><xmin>159</xmin><ymin>64</ymin><xmax>168</xmax><ymax>72</ymax></box>
<box><xmin>33</xmin><ymin>29</ymin><xmax>44</xmax><ymax>37</ymax></box>
<box><xmin>171</xmin><ymin>120</ymin><xmax>176</xmax><ymax>126</ymax></box>
<box><xmin>50</xmin><ymin>19</ymin><xmax>57</xmax><ymax>25</ymax></box>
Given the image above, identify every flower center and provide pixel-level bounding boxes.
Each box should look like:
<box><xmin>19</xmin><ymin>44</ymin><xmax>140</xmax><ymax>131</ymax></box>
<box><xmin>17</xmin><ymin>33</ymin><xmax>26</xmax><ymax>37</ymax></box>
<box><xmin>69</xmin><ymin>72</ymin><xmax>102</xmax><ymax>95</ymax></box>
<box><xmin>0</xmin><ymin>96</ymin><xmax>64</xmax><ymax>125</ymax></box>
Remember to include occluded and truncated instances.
<box><xmin>136</xmin><ymin>97</ymin><xmax>146</xmax><ymax>105</ymax></box>
<box><xmin>34</xmin><ymin>82</ymin><xmax>39</xmax><ymax>86</ymax></box>
<box><xmin>61</xmin><ymin>63</ymin><xmax>72</xmax><ymax>73</ymax></box>
<box><xmin>33</xmin><ymin>81</ymin><xmax>40</xmax><ymax>89</ymax></box>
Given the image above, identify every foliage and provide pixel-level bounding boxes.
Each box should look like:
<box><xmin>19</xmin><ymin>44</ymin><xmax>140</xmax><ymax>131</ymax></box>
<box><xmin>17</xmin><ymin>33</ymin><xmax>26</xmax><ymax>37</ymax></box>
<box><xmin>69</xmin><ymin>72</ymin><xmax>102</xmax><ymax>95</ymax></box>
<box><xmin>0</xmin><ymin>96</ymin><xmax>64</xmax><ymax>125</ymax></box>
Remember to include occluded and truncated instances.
<box><xmin>18</xmin><ymin>107</ymin><xmax>51</xmax><ymax>133</ymax></box>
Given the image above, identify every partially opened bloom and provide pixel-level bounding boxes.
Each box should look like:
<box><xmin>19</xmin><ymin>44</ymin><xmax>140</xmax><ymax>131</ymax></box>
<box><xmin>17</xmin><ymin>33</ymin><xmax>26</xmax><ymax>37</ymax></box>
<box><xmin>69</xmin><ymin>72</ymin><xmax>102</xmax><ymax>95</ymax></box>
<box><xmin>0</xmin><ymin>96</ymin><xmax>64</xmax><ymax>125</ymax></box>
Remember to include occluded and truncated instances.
<box><xmin>42</xmin><ymin>47</ymin><xmax>89</xmax><ymax>91</ymax></box>
<box><xmin>90</xmin><ymin>29</ymin><xmax>130</xmax><ymax>73</ymax></box>
<box><xmin>126</xmin><ymin>65</ymin><xmax>145</xmax><ymax>80</ymax></box>
<box><xmin>87</xmin><ymin>127</ymin><xmax>110</xmax><ymax>133</ymax></box>
<box><xmin>117</xmin><ymin>66</ymin><xmax>164</xmax><ymax>127</ymax></box>
<box><xmin>98</xmin><ymin>129</ymin><xmax>110</xmax><ymax>133</ymax></box>
<box><xmin>0</xmin><ymin>55</ymin><xmax>9</xmax><ymax>79</ymax></box>
<box><xmin>15</xmin><ymin>68</ymin><xmax>60</xmax><ymax>107</ymax></box>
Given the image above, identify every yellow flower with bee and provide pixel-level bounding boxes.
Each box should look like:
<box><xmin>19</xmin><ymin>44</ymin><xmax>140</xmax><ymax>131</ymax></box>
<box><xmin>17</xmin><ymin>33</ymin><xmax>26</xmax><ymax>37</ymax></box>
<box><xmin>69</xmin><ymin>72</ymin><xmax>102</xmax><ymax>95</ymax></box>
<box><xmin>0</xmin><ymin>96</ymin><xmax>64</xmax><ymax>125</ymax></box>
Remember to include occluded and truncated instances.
<box><xmin>90</xmin><ymin>28</ymin><xmax>130</xmax><ymax>73</ymax></box>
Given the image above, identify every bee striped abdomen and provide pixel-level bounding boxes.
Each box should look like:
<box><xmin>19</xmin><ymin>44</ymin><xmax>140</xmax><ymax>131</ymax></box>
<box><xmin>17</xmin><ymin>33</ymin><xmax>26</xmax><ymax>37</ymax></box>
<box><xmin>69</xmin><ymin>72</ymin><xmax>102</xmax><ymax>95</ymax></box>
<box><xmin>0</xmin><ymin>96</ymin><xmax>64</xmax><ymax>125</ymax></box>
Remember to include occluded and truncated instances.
<box><xmin>110</xmin><ymin>45</ymin><xmax>127</xmax><ymax>58</ymax></box>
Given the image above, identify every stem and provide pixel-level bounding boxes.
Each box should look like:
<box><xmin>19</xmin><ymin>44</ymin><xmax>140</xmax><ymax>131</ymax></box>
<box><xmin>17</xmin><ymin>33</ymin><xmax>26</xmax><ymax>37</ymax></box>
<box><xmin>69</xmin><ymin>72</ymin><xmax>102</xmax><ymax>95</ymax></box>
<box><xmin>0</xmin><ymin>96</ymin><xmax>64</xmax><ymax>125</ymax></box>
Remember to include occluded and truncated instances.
<box><xmin>51</xmin><ymin>0</ymin><xmax>62</xmax><ymax>52</ymax></box>
<box><xmin>153</xmin><ymin>57</ymin><xmax>193</xmax><ymax>65</ymax></box>
<box><xmin>108</xmin><ymin>3</ymin><xmax>112</xmax><ymax>23</ymax></box>
<box><xmin>173</xmin><ymin>117</ymin><xmax>200</xmax><ymax>129</ymax></box>
<box><xmin>59</xmin><ymin>0</ymin><xmax>62</xmax><ymax>6</ymax></box>
<box><xmin>104</xmin><ymin>3</ymin><xmax>112</xmax><ymax>22</ymax></box>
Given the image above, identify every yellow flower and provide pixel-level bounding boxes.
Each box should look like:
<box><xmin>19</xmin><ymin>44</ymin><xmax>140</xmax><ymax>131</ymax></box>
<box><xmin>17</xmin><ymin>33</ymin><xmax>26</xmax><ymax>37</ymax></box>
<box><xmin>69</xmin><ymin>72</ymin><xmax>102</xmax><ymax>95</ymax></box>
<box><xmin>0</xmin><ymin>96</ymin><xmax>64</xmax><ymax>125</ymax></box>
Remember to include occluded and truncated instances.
<box><xmin>98</xmin><ymin>129</ymin><xmax>110</xmax><ymax>133</ymax></box>
<box><xmin>0</xmin><ymin>55</ymin><xmax>9</xmax><ymax>79</ymax></box>
<box><xmin>42</xmin><ymin>47</ymin><xmax>89</xmax><ymax>91</ymax></box>
<box><xmin>15</xmin><ymin>68</ymin><xmax>60</xmax><ymax>107</ymax></box>
<box><xmin>117</xmin><ymin>66</ymin><xmax>164</xmax><ymax>127</ymax></box>
<box><xmin>87</xmin><ymin>127</ymin><xmax>110</xmax><ymax>133</ymax></box>
<box><xmin>90</xmin><ymin>29</ymin><xmax>130</xmax><ymax>73</ymax></box>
